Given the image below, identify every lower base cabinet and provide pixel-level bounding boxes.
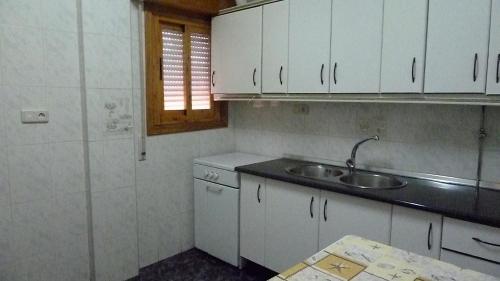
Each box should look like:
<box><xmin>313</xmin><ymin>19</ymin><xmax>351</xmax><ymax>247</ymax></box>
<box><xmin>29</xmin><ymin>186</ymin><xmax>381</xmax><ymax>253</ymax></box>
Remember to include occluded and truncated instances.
<box><xmin>265</xmin><ymin>179</ymin><xmax>320</xmax><ymax>272</ymax></box>
<box><xmin>391</xmin><ymin>206</ymin><xmax>442</xmax><ymax>258</ymax></box>
<box><xmin>319</xmin><ymin>191</ymin><xmax>392</xmax><ymax>249</ymax></box>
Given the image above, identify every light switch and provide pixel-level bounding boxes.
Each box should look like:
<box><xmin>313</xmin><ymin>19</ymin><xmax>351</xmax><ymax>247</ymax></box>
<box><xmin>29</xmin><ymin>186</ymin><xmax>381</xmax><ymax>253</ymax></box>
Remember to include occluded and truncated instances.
<box><xmin>21</xmin><ymin>110</ymin><xmax>49</xmax><ymax>123</ymax></box>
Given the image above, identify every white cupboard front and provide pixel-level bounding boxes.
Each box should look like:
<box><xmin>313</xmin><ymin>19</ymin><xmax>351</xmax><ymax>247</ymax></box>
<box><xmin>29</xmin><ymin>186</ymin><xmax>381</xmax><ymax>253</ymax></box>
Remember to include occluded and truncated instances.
<box><xmin>380</xmin><ymin>0</ymin><xmax>428</xmax><ymax>93</ymax></box>
<box><xmin>391</xmin><ymin>206</ymin><xmax>442</xmax><ymax>258</ymax></box>
<box><xmin>424</xmin><ymin>0</ymin><xmax>491</xmax><ymax>93</ymax></box>
<box><xmin>330</xmin><ymin>0</ymin><xmax>384</xmax><ymax>93</ymax></box>
<box><xmin>288</xmin><ymin>0</ymin><xmax>332</xmax><ymax>94</ymax></box>
<box><xmin>262</xmin><ymin>0</ymin><xmax>289</xmax><ymax>94</ymax></box>
<box><xmin>487</xmin><ymin>0</ymin><xmax>500</xmax><ymax>95</ymax></box>
<box><xmin>211</xmin><ymin>7</ymin><xmax>262</xmax><ymax>94</ymax></box>
<box><xmin>265</xmin><ymin>179</ymin><xmax>320</xmax><ymax>273</ymax></box>
<box><xmin>318</xmin><ymin>191</ymin><xmax>392</xmax><ymax>249</ymax></box>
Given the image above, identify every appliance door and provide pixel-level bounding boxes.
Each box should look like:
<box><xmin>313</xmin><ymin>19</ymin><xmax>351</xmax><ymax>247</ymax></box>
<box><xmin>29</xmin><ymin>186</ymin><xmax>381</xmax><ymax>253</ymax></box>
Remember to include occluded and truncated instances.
<box><xmin>194</xmin><ymin>179</ymin><xmax>239</xmax><ymax>266</ymax></box>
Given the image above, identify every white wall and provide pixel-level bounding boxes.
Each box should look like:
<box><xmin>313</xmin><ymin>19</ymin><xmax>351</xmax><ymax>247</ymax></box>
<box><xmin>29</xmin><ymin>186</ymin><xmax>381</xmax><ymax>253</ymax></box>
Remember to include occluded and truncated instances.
<box><xmin>233</xmin><ymin>102</ymin><xmax>500</xmax><ymax>182</ymax></box>
<box><xmin>0</xmin><ymin>0</ymin><xmax>89</xmax><ymax>280</ymax></box>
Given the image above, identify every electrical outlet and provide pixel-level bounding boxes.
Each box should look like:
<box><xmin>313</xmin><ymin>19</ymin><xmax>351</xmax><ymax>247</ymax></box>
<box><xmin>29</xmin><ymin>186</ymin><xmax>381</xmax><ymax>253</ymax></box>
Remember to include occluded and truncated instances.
<box><xmin>293</xmin><ymin>104</ymin><xmax>309</xmax><ymax>115</ymax></box>
<box><xmin>21</xmin><ymin>110</ymin><xmax>49</xmax><ymax>123</ymax></box>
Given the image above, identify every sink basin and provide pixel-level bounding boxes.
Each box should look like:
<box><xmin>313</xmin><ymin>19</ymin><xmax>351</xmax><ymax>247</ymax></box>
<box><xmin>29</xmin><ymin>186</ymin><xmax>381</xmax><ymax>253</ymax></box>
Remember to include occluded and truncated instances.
<box><xmin>339</xmin><ymin>173</ymin><xmax>407</xmax><ymax>189</ymax></box>
<box><xmin>285</xmin><ymin>165</ymin><xmax>343</xmax><ymax>180</ymax></box>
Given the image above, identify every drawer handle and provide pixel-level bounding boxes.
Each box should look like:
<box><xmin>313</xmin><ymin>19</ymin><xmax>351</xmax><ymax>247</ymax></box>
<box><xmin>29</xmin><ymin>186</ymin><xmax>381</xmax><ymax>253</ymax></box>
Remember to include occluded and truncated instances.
<box><xmin>212</xmin><ymin>71</ymin><xmax>215</xmax><ymax>87</ymax></box>
<box><xmin>253</xmin><ymin>68</ymin><xmax>257</xmax><ymax>86</ymax></box>
<box><xmin>427</xmin><ymin>223</ymin><xmax>433</xmax><ymax>250</ymax></box>
<box><xmin>333</xmin><ymin>62</ymin><xmax>337</xmax><ymax>85</ymax></box>
<box><xmin>323</xmin><ymin>199</ymin><xmax>327</xmax><ymax>221</ymax></box>
<box><xmin>472</xmin><ymin>237</ymin><xmax>500</xmax><ymax>248</ymax></box>
<box><xmin>310</xmin><ymin>197</ymin><xmax>314</xmax><ymax>218</ymax></box>
<box><xmin>257</xmin><ymin>184</ymin><xmax>261</xmax><ymax>203</ymax></box>
<box><xmin>320</xmin><ymin>64</ymin><xmax>325</xmax><ymax>85</ymax></box>
<box><xmin>206</xmin><ymin>185</ymin><xmax>223</xmax><ymax>193</ymax></box>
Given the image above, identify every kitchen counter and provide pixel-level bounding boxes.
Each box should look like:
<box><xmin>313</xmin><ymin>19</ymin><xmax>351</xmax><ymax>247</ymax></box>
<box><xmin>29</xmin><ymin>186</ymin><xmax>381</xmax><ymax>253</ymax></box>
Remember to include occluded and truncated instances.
<box><xmin>268</xmin><ymin>235</ymin><xmax>499</xmax><ymax>281</ymax></box>
<box><xmin>236</xmin><ymin>158</ymin><xmax>500</xmax><ymax>228</ymax></box>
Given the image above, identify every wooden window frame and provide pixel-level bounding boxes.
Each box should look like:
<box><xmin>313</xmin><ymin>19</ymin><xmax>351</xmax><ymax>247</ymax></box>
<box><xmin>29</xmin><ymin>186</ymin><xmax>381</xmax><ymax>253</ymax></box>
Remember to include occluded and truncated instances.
<box><xmin>145</xmin><ymin>5</ymin><xmax>228</xmax><ymax>136</ymax></box>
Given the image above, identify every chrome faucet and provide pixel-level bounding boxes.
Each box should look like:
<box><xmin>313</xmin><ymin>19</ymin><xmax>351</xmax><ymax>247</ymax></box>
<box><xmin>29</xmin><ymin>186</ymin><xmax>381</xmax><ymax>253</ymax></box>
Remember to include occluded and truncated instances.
<box><xmin>346</xmin><ymin>135</ymin><xmax>379</xmax><ymax>174</ymax></box>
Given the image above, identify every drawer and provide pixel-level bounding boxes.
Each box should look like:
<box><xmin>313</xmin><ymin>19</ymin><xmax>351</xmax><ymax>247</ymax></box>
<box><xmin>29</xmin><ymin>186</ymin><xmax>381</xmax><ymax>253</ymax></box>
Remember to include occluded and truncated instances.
<box><xmin>440</xmin><ymin>249</ymin><xmax>500</xmax><ymax>277</ymax></box>
<box><xmin>442</xmin><ymin>217</ymin><xmax>500</xmax><ymax>263</ymax></box>
<box><xmin>193</xmin><ymin>164</ymin><xmax>239</xmax><ymax>187</ymax></box>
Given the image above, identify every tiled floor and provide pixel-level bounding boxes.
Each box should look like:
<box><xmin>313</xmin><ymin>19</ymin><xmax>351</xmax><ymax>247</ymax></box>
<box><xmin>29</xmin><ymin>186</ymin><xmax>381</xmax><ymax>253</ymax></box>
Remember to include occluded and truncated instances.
<box><xmin>131</xmin><ymin>249</ymin><xmax>277</xmax><ymax>281</ymax></box>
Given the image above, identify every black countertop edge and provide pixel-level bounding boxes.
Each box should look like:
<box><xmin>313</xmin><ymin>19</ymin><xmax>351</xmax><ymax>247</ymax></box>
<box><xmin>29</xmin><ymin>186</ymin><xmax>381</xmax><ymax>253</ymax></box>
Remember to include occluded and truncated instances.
<box><xmin>236</xmin><ymin>158</ymin><xmax>500</xmax><ymax>229</ymax></box>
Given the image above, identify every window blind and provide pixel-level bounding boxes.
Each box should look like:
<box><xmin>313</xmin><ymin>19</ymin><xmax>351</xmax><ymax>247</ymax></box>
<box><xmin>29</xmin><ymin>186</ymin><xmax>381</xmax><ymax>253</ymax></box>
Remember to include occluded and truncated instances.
<box><xmin>162</xmin><ymin>27</ymin><xmax>186</xmax><ymax>111</ymax></box>
<box><xmin>190</xmin><ymin>33</ymin><xmax>211</xmax><ymax>110</ymax></box>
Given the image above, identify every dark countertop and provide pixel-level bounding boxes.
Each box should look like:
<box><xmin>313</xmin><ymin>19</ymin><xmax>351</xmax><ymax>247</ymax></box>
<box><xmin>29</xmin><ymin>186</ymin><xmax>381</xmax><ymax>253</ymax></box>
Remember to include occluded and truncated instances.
<box><xmin>236</xmin><ymin>158</ymin><xmax>500</xmax><ymax>229</ymax></box>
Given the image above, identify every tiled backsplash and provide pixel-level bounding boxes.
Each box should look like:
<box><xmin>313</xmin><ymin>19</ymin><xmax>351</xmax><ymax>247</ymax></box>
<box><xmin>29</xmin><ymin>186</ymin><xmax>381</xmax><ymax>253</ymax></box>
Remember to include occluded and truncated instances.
<box><xmin>233</xmin><ymin>102</ymin><xmax>500</xmax><ymax>183</ymax></box>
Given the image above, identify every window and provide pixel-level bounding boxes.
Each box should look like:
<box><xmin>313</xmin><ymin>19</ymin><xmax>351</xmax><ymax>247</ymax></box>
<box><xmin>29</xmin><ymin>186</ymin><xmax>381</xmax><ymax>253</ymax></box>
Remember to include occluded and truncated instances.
<box><xmin>145</xmin><ymin>6</ymin><xmax>227</xmax><ymax>135</ymax></box>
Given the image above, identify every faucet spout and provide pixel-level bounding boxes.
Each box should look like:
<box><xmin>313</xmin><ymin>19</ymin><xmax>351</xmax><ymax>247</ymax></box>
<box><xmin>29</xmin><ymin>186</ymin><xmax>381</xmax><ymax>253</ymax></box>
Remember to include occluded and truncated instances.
<box><xmin>346</xmin><ymin>135</ymin><xmax>379</xmax><ymax>174</ymax></box>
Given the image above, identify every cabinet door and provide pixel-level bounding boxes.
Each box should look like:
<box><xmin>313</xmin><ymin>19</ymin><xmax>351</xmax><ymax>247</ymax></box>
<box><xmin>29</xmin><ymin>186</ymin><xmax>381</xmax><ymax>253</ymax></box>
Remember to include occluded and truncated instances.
<box><xmin>211</xmin><ymin>7</ymin><xmax>262</xmax><ymax>94</ymax></box>
<box><xmin>265</xmin><ymin>180</ymin><xmax>320</xmax><ymax>272</ymax></box>
<box><xmin>391</xmin><ymin>206</ymin><xmax>442</xmax><ymax>258</ymax></box>
<box><xmin>425</xmin><ymin>0</ymin><xmax>491</xmax><ymax>93</ymax></box>
<box><xmin>330</xmin><ymin>0</ymin><xmax>384</xmax><ymax>93</ymax></box>
<box><xmin>262</xmin><ymin>0</ymin><xmax>289</xmax><ymax>94</ymax></box>
<box><xmin>194</xmin><ymin>180</ymin><xmax>239</xmax><ymax>266</ymax></box>
<box><xmin>319</xmin><ymin>191</ymin><xmax>391</xmax><ymax>249</ymax></box>
<box><xmin>240</xmin><ymin>174</ymin><xmax>266</xmax><ymax>265</ymax></box>
<box><xmin>441</xmin><ymin>250</ymin><xmax>500</xmax><ymax>277</ymax></box>
<box><xmin>487</xmin><ymin>0</ymin><xmax>500</xmax><ymax>95</ymax></box>
<box><xmin>380</xmin><ymin>0</ymin><xmax>428</xmax><ymax>93</ymax></box>
<box><xmin>288</xmin><ymin>0</ymin><xmax>331</xmax><ymax>93</ymax></box>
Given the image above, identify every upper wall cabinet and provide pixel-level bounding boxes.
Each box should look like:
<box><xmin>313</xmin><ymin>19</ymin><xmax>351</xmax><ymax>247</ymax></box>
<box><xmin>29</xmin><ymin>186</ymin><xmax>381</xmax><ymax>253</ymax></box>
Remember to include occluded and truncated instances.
<box><xmin>262</xmin><ymin>0</ymin><xmax>289</xmax><ymax>94</ymax></box>
<box><xmin>211</xmin><ymin>7</ymin><xmax>262</xmax><ymax>94</ymax></box>
<box><xmin>288</xmin><ymin>0</ymin><xmax>332</xmax><ymax>94</ymax></box>
<box><xmin>487</xmin><ymin>0</ymin><xmax>500</xmax><ymax>95</ymax></box>
<box><xmin>330</xmin><ymin>0</ymin><xmax>384</xmax><ymax>93</ymax></box>
<box><xmin>380</xmin><ymin>0</ymin><xmax>428</xmax><ymax>93</ymax></box>
<box><xmin>424</xmin><ymin>0</ymin><xmax>491</xmax><ymax>93</ymax></box>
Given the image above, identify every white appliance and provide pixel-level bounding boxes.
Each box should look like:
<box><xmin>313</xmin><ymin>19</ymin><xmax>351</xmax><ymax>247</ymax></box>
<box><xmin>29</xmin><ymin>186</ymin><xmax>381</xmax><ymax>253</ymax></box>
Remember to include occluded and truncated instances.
<box><xmin>193</xmin><ymin>152</ymin><xmax>273</xmax><ymax>266</ymax></box>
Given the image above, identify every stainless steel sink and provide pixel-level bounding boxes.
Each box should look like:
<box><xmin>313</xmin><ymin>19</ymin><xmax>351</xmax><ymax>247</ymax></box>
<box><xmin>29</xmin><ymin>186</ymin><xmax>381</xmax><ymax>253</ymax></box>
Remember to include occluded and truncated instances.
<box><xmin>285</xmin><ymin>165</ymin><xmax>344</xmax><ymax>181</ymax></box>
<box><xmin>339</xmin><ymin>172</ymin><xmax>407</xmax><ymax>189</ymax></box>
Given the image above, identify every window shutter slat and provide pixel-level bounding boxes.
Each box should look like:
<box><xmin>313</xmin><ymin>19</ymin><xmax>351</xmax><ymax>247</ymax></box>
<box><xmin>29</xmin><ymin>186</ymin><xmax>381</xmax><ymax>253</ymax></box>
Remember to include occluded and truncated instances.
<box><xmin>162</xmin><ymin>27</ymin><xmax>186</xmax><ymax>111</ymax></box>
<box><xmin>190</xmin><ymin>32</ymin><xmax>211</xmax><ymax>110</ymax></box>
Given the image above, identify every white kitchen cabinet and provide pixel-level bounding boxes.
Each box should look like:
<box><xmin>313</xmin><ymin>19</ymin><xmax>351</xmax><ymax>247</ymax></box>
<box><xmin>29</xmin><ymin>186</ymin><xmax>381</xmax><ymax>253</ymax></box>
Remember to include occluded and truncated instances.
<box><xmin>424</xmin><ymin>0</ymin><xmax>491</xmax><ymax>93</ymax></box>
<box><xmin>380</xmin><ymin>0</ymin><xmax>428</xmax><ymax>93</ymax></box>
<box><xmin>330</xmin><ymin>0</ymin><xmax>384</xmax><ymax>93</ymax></box>
<box><xmin>194</xmin><ymin>179</ymin><xmax>239</xmax><ymax>266</ymax></box>
<box><xmin>265</xmin><ymin>179</ymin><xmax>320</xmax><ymax>272</ymax></box>
<box><xmin>262</xmin><ymin>0</ymin><xmax>289</xmax><ymax>94</ymax></box>
<box><xmin>487</xmin><ymin>0</ymin><xmax>500</xmax><ymax>95</ymax></box>
<box><xmin>211</xmin><ymin>7</ymin><xmax>262</xmax><ymax>94</ymax></box>
<box><xmin>318</xmin><ymin>191</ymin><xmax>392</xmax><ymax>249</ymax></box>
<box><xmin>288</xmin><ymin>0</ymin><xmax>331</xmax><ymax>93</ymax></box>
<box><xmin>391</xmin><ymin>206</ymin><xmax>442</xmax><ymax>258</ymax></box>
<box><xmin>240</xmin><ymin>174</ymin><xmax>266</xmax><ymax>265</ymax></box>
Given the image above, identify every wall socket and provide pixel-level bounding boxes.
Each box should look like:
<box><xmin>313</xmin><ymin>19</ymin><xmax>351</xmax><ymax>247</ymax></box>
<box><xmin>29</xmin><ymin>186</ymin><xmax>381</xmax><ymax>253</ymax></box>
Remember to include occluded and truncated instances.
<box><xmin>293</xmin><ymin>104</ymin><xmax>309</xmax><ymax>115</ymax></box>
<box><xmin>21</xmin><ymin>110</ymin><xmax>49</xmax><ymax>123</ymax></box>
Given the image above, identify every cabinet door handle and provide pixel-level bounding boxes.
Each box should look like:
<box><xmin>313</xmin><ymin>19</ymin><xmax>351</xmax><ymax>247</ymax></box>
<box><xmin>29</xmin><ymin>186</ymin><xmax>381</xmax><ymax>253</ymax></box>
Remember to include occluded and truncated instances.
<box><xmin>320</xmin><ymin>64</ymin><xmax>325</xmax><ymax>85</ymax></box>
<box><xmin>310</xmin><ymin>197</ymin><xmax>314</xmax><ymax>218</ymax></box>
<box><xmin>473</xmin><ymin>53</ymin><xmax>478</xmax><ymax>82</ymax></box>
<box><xmin>496</xmin><ymin>54</ymin><xmax>499</xmax><ymax>83</ymax></box>
<box><xmin>206</xmin><ymin>185</ymin><xmax>223</xmax><ymax>193</ymax></box>
<box><xmin>323</xmin><ymin>199</ymin><xmax>327</xmax><ymax>221</ymax></box>
<box><xmin>472</xmin><ymin>237</ymin><xmax>500</xmax><ymax>247</ymax></box>
<box><xmin>212</xmin><ymin>71</ymin><xmax>215</xmax><ymax>87</ymax></box>
<box><xmin>257</xmin><ymin>184</ymin><xmax>261</xmax><ymax>203</ymax></box>
<box><xmin>333</xmin><ymin>62</ymin><xmax>338</xmax><ymax>85</ymax></box>
<box><xmin>427</xmin><ymin>223</ymin><xmax>433</xmax><ymax>250</ymax></box>
<box><xmin>279</xmin><ymin>66</ymin><xmax>283</xmax><ymax>85</ymax></box>
<box><xmin>411</xmin><ymin>57</ymin><xmax>416</xmax><ymax>83</ymax></box>
<box><xmin>253</xmin><ymin>68</ymin><xmax>257</xmax><ymax>86</ymax></box>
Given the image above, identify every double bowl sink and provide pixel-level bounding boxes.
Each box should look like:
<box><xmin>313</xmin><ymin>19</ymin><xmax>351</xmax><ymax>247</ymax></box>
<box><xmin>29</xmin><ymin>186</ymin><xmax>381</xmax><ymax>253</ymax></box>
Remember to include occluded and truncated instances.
<box><xmin>285</xmin><ymin>164</ymin><xmax>407</xmax><ymax>190</ymax></box>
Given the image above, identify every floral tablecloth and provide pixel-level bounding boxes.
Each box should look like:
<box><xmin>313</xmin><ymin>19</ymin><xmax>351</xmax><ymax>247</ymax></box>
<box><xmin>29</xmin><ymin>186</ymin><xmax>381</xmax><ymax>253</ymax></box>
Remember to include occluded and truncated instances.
<box><xmin>269</xmin><ymin>235</ymin><xmax>499</xmax><ymax>281</ymax></box>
